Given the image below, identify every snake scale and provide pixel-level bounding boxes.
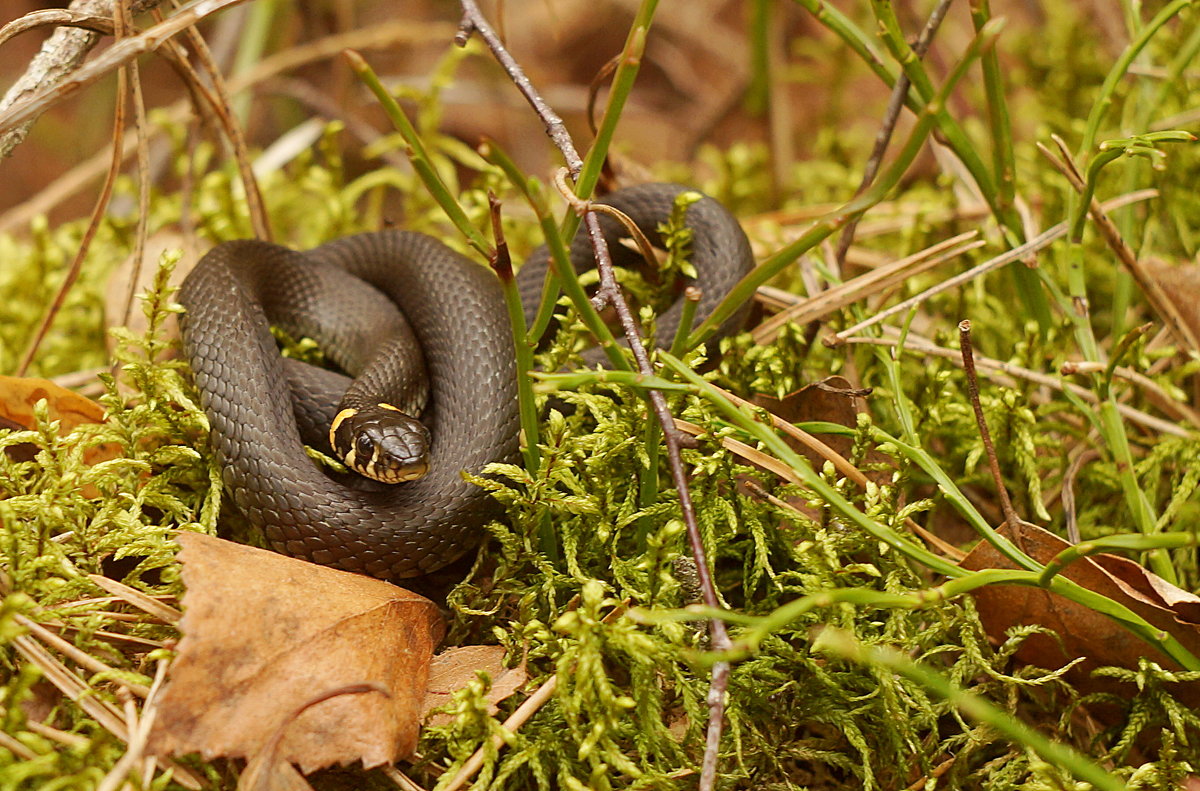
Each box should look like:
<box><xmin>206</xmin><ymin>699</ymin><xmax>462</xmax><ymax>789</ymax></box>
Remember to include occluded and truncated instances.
<box><xmin>179</xmin><ymin>183</ymin><xmax>754</xmax><ymax>579</ymax></box>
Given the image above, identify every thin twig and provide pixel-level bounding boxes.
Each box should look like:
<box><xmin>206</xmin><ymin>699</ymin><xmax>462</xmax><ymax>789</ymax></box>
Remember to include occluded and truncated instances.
<box><xmin>15</xmin><ymin>1</ymin><xmax>130</xmax><ymax>375</ymax></box>
<box><xmin>1060</xmin><ymin>360</ymin><xmax>1200</xmax><ymax>428</ymax></box>
<box><xmin>833</xmin><ymin>0</ymin><xmax>953</xmax><ymax>267</ymax></box>
<box><xmin>117</xmin><ymin>0</ymin><xmax>151</xmax><ymax>333</ymax></box>
<box><xmin>174</xmin><ymin>9</ymin><xmax>272</xmax><ymax>240</ymax></box>
<box><xmin>455</xmin><ymin>2</ymin><xmax>581</xmax><ymax>175</ymax></box>
<box><xmin>1061</xmin><ymin>449</ymin><xmax>1099</xmax><ymax>544</ymax></box>
<box><xmin>0</xmin><ymin>0</ymin><xmax>255</xmax><ymax>141</ymax></box>
<box><xmin>443</xmin><ymin>601</ymin><xmax>629</xmax><ymax>791</ymax></box>
<box><xmin>0</xmin><ymin>19</ymin><xmax>456</xmax><ymax>234</ymax></box>
<box><xmin>455</xmin><ymin>3</ymin><xmax>733</xmax><ymax>787</ymax></box>
<box><xmin>0</xmin><ymin>9</ymin><xmax>113</xmax><ymax>47</ymax></box>
<box><xmin>958</xmin><ymin>320</ymin><xmax>1023</xmax><ymax>535</ymax></box>
<box><xmin>0</xmin><ymin>0</ymin><xmax>165</xmax><ymax>158</ymax></box>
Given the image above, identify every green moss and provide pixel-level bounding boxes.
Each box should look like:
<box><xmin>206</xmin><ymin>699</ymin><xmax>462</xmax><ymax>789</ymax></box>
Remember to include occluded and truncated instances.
<box><xmin>5</xmin><ymin>5</ymin><xmax>1200</xmax><ymax>788</ymax></box>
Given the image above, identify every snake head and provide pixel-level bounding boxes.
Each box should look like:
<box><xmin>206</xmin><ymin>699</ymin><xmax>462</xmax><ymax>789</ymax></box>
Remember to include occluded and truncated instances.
<box><xmin>329</xmin><ymin>404</ymin><xmax>431</xmax><ymax>484</ymax></box>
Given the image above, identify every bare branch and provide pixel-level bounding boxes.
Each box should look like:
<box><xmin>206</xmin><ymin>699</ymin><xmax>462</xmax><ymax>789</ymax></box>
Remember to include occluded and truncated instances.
<box><xmin>833</xmin><ymin>0</ymin><xmax>953</xmax><ymax>268</ymax></box>
<box><xmin>0</xmin><ymin>0</ymin><xmax>252</xmax><ymax>150</ymax></box>
<box><xmin>0</xmin><ymin>10</ymin><xmax>113</xmax><ymax>48</ymax></box>
<box><xmin>456</xmin><ymin>3</ymin><xmax>734</xmax><ymax>788</ymax></box>
<box><xmin>455</xmin><ymin>0</ymin><xmax>583</xmax><ymax>176</ymax></box>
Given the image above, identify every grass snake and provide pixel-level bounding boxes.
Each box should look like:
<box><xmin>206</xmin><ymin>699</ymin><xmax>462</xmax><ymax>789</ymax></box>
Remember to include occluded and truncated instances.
<box><xmin>179</xmin><ymin>183</ymin><xmax>753</xmax><ymax>579</ymax></box>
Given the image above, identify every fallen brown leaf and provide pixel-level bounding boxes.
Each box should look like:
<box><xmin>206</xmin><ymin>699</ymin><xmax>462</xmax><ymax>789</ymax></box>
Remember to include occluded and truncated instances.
<box><xmin>753</xmin><ymin>376</ymin><xmax>867</xmax><ymax>467</ymax></box>
<box><xmin>963</xmin><ymin>522</ymin><xmax>1200</xmax><ymax>706</ymax></box>
<box><xmin>1143</xmin><ymin>257</ymin><xmax>1200</xmax><ymax>351</ymax></box>
<box><xmin>0</xmin><ymin>375</ymin><xmax>121</xmax><ymax>496</ymax></box>
<box><xmin>423</xmin><ymin>645</ymin><xmax>527</xmax><ymax>727</ymax></box>
<box><xmin>147</xmin><ymin>533</ymin><xmax>445</xmax><ymax>775</ymax></box>
<box><xmin>0</xmin><ymin>374</ymin><xmax>106</xmax><ymax>432</ymax></box>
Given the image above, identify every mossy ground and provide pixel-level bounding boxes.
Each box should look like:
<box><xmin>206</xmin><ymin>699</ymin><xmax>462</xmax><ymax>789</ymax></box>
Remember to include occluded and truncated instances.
<box><xmin>4</xmin><ymin>2</ymin><xmax>1200</xmax><ymax>789</ymax></box>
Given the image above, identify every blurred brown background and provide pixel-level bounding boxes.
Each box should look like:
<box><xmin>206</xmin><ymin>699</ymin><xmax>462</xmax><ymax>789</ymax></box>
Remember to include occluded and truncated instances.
<box><xmin>0</xmin><ymin>0</ymin><xmax>1113</xmax><ymax>227</ymax></box>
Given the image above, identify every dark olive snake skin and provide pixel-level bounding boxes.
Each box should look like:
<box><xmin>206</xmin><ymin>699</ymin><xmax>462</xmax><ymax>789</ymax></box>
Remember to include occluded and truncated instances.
<box><xmin>178</xmin><ymin>183</ymin><xmax>754</xmax><ymax>579</ymax></box>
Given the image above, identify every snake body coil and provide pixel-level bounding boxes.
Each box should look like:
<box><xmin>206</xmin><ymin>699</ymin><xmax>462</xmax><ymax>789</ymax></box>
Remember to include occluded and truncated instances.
<box><xmin>180</xmin><ymin>184</ymin><xmax>753</xmax><ymax>579</ymax></box>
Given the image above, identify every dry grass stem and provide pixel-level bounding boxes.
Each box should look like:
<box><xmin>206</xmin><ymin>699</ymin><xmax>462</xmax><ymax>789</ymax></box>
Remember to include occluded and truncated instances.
<box><xmin>753</xmin><ymin>231</ymin><xmax>983</xmax><ymax>344</ymax></box>
<box><xmin>841</xmin><ymin>327</ymin><xmax>1191</xmax><ymax>438</ymax></box>
<box><xmin>175</xmin><ymin>12</ymin><xmax>272</xmax><ymax>240</ymax></box>
<box><xmin>829</xmin><ymin>190</ymin><xmax>1160</xmax><ymax>344</ymax></box>
<box><xmin>15</xmin><ymin>614</ymin><xmax>151</xmax><ymax>697</ymax></box>
<box><xmin>1039</xmin><ymin>137</ymin><xmax>1200</xmax><ymax>352</ymax></box>
<box><xmin>441</xmin><ymin>675</ymin><xmax>558</xmax><ymax>791</ymax></box>
<box><xmin>382</xmin><ymin>764</ymin><xmax>429</xmax><ymax>791</ymax></box>
<box><xmin>87</xmin><ymin>574</ymin><xmax>183</xmax><ymax>624</ymax></box>
<box><xmin>9</xmin><ymin>634</ymin><xmax>209</xmax><ymax>789</ymax></box>
<box><xmin>1061</xmin><ymin>360</ymin><xmax>1200</xmax><ymax>428</ymax></box>
<box><xmin>441</xmin><ymin>602</ymin><xmax>628</xmax><ymax>791</ymax></box>
<box><xmin>96</xmin><ymin>658</ymin><xmax>171</xmax><ymax>791</ymax></box>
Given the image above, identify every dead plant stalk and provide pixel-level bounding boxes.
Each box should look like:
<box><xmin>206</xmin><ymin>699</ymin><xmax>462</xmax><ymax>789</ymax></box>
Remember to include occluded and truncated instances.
<box><xmin>454</xmin><ymin>2</ymin><xmax>732</xmax><ymax>787</ymax></box>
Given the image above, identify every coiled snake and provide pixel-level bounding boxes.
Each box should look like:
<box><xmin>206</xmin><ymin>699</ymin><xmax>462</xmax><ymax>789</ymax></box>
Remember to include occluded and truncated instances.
<box><xmin>179</xmin><ymin>183</ymin><xmax>753</xmax><ymax>579</ymax></box>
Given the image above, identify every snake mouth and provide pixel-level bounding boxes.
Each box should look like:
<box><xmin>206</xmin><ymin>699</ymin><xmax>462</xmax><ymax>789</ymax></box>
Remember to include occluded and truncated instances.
<box><xmin>366</xmin><ymin>460</ymin><xmax>429</xmax><ymax>484</ymax></box>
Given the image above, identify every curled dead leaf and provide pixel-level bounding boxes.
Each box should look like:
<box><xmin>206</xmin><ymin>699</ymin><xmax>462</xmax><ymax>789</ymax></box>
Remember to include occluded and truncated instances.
<box><xmin>0</xmin><ymin>374</ymin><xmax>106</xmax><ymax>431</ymax></box>
<box><xmin>147</xmin><ymin>533</ymin><xmax>445</xmax><ymax>775</ymax></box>
<box><xmin>422</xmin><ymin>645</ymin><xmax>527</xmax><ymax>727</ymax></box>
<box><xmin>0</xmin><ymin>375</ymin><xmax>120</xmax><ymax>495</ymax></box>
<box><xmin>963</xmin><ymin>522</ymin><xmax>1200</xmax><ymax>707</ymax></box>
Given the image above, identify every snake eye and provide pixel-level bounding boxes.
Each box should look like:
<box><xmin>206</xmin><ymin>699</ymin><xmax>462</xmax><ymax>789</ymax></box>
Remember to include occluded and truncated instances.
<box><xmin>355</xmin><ymin>434</ymin><xmax>374</xmax><ymax>458</ymax></box>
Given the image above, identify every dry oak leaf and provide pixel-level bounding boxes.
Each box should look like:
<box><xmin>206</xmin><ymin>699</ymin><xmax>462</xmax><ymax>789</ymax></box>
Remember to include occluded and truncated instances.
<box><xmin>0</xmin><ymin>374</ymin><xmax>107</xmax><ymax>432</ymax></box>
<box><xmin>147</xmin><ymin>532</ymin><xmax>445</xmax><ymax>775</ymax></box>
<box><xmin>753</xmin><ymin>376</ymin><xmax>868</xmax><ymax>465</ymax></box>
<box><xmin>422</xmin><ymin>645</ymin><xmax>528</xmax><ymax>727</ymax></box>
<box><xmin>0</xmin><ymin>375</ymin><xmax>120</xmax><ymax>496</ymax></box>
<box><xmin>963</xmin><ymin>522</ymin><xmax>1200</xmax><ymax>707</ymax></box>
<box><xmin>1143</xmin><ymin>257</ymin><xmax>1200</xmax><ymax>348</ymax></box>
